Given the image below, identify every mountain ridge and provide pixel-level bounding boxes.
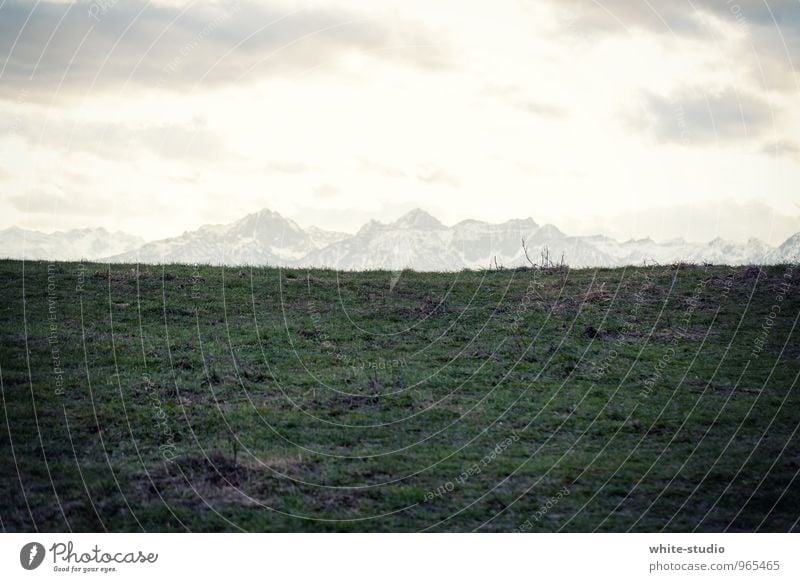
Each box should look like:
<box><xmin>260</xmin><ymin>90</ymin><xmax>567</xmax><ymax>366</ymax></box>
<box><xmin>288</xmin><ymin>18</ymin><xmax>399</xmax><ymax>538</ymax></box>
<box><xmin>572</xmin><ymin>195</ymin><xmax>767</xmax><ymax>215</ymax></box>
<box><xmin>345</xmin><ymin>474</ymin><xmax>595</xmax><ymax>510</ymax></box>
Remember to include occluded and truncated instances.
<box><xmin>2</xmin><ymin>208</ymin><xmax>798</xmax><ymax>268</ymax></box>
<box><xmin>0</xmin><ymin>226</ymin><xmax>145</xmax><ymax>261</ymax></box>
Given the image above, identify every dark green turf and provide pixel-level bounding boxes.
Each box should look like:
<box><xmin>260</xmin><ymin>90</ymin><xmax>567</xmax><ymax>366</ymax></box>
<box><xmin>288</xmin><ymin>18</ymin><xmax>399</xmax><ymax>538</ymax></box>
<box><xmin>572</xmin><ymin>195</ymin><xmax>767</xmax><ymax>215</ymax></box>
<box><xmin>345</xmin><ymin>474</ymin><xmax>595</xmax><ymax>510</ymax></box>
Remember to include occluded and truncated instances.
<box><xmin>1</xmin><ymin>260</ymin><xmax>798</xmax><ymax>532</ymax></box>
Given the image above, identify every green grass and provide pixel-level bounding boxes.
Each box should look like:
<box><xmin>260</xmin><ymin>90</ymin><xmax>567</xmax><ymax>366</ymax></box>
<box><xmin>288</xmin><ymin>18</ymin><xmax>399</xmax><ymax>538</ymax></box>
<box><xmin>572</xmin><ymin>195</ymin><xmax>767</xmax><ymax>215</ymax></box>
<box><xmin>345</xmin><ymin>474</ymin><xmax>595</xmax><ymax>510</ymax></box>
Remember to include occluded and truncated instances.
<box><xmin>1</xmin><ymin>259</ymin><xmax>798</xmax><ymax>532</ymax></box>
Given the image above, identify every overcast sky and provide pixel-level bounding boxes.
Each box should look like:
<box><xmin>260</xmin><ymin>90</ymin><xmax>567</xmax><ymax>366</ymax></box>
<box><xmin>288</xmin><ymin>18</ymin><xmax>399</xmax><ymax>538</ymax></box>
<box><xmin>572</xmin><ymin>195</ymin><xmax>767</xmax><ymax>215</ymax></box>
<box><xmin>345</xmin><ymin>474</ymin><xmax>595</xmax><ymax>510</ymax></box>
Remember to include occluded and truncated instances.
<box><xmin>1</xmin><ymin>0</ymin><xmax>799</xmax><ymax>244</ymax></box>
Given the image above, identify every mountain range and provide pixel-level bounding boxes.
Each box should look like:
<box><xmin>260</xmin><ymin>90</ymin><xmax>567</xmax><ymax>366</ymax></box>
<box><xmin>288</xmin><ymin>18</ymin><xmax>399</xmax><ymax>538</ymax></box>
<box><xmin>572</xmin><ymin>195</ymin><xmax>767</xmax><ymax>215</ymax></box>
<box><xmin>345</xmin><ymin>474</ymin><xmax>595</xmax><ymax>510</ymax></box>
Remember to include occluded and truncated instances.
<box><xmin>1</xmin><ymin>208</ymin><xmax>798</xmax><ymax>269</ymax></box>
<box><xmin>0</xmin><ymin>226</ymin><xmax>144</xmax><ymax>262</ymax></box>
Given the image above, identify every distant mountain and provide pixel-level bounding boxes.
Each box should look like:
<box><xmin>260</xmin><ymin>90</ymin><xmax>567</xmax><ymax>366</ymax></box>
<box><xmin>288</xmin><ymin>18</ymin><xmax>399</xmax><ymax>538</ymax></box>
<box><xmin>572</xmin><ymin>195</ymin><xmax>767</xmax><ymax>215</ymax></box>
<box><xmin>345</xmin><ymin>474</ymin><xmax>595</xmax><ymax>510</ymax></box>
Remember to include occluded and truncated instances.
<box><xmin>299</xmin><ymin>209</ymin><xmax>781</xmax><ymax>270</ymax></box>
<box><xmin>0</xmin><ymin>226</ymin><xmax>144</xmax><ymax>261</ymax></box>
<box><xmin>689</xmin><ymin>237</ymin><xmax>773</xmax><ymax>265</ymax></box>
<box><xmin>301</xmin><ymin>211</ymin><xmax>619</xmax><ymax>270</ymax></box>
<box><xmin>305</xmin><ymin>226</ymin><xmax>351</xmax><ymax>249</ymax></box>
<box><xmin>299</xmin><ymin>210</ymin><xmax>464</xmax><ymax>271</ymax></box>
<box><xmin>4</xmin><ymin>208</ymin><xmax>795</xmax><ymax>269</ymax></box>
<box><xmin>107</xmin><ymin>209</ymin><xmax>348</xmax><ymax>265</ymax></box>
<box><xmin>581</xmin><ymin>235</ymin><xmax>773</xmax><ymax>267</ymax></box>
<box><xmin>767</xmin><ymin>233</ymin><xmax>800</xmax><ymax>264</ymax></box>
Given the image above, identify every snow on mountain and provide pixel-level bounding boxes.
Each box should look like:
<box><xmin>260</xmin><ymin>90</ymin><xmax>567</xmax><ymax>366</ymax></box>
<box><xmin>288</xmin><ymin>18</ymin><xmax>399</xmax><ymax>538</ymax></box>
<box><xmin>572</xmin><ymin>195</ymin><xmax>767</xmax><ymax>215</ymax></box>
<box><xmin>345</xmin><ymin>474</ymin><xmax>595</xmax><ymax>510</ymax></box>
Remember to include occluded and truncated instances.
<box><xmin>305</xmin><ymin>226</ymin><xmax>351</xmax><ymax>249</ymax></box>
<box><xmin>304</xmin><ymin>211</ymin><xmax>616</xmax><ymax>270</ymax></box>
<box><xmin>299</xmin><ymin>210</ymin><xmax>463</xmax><ymax>270</ymax></box>
<box><xmin>107</xmin><ymin>209</ymin><xmax>343</xmax><ymax>265</ymax></box>
<box><xmin>392</xmin><ymin>208</ymin><xmax>448</xmax><ymax>231</ymax></box>
<box><xmin>585</xmin><ymin>236</ymin><xmax>689</xmax><ymax>265</ymax></box>
<box><xmin>689</xmin><ymin>237</ymin><xmax>773</xmax><ymax>265</ymax></box>
<box><xmin>4</xmin><ymin>208</ymin><xmax>792</xmax><ymax>269</ymax></box>
<box><xmin>301</xmin><ymin>210</ymin><xmax>788</xmax><ymax>270</ymax></box>
<box><xmin>767</xmin><ymin>233</ymin><xmax>800</xmax><ymax>264</ymax></box>
<box><xmin>0</xmin><ymin>226</ymin><xmax>144</xmax><ymax>261</ymax></box>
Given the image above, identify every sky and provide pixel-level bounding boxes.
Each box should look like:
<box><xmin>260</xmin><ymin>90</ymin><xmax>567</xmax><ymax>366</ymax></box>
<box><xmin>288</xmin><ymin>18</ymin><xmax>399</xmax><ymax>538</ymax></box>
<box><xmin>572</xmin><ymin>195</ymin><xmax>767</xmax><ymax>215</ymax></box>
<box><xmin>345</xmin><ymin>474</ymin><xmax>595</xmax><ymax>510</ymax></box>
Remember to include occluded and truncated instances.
<box><xmin>1</xmin><ymin>0</ymin><xmax>799</xmax><ymax>245</ymax></box>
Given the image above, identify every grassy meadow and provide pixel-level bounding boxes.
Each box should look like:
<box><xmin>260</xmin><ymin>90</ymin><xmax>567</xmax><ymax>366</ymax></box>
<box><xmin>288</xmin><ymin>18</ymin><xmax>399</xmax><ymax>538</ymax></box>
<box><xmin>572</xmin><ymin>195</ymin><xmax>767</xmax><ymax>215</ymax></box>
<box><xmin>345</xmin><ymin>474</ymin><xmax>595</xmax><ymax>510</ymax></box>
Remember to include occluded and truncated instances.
<box><xmin>1</xmin><ymin>259</ymin><xmax>798</xmax><ymax>532</ymax></box>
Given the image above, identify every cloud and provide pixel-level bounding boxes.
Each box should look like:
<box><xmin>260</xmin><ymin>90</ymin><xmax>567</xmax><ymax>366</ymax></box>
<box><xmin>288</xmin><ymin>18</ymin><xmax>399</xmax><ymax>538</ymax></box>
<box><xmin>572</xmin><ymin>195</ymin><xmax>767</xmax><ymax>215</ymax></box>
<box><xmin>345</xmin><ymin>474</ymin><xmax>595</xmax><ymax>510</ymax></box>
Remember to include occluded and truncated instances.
<box><xmin>9</xmin><ymin>187</ymin><xmax>107</xmax><ymax>215</ymax></box>
<box><xmin>553</xmin><ymin>0</ymin><xmax>800</xmax><ymax>38</ymax></box>
<box><xmin>552</xmin><ymin>0</ymin><xmax>707</xmax><ymax>36</ymax></box>
<box><xmin>358</xmin><ymin>159</ymin><xmax>460</xmax><ymax>186</ymax></box>
<box><xmin>313</xmin><ymin>183</ymin><xmax>339</xmax><ymax>199</ymax></box>
<box><xmin>633</xmin><ymin>87</ymin><xmax>777</xmax><ymax>144</ymax></box>
<box><xmin>0</xmin><ymin>111</ymin><xmax>227</xmax><ymax>160</ymax></box>
<box><xmin>515</xmin><ymin>100</ymin><xmax>565</xmax><ymax>117</ymax></box>
<box><xmin>552</xmin><ymin>0</ymin><xmax>800</xmax><ymax>90</ymax></box>
<box><xmin>359</xmin><ymin>158</ymin><xmax>406</xmax><ymax>178</ymax></box>
<box><xmin>0</xmin><ymin>0</ymin><xmax>448</xmax><ymax>101</ymax></box>
<box><xmin>265</xmin><ymin>160</ymin><xmax>313</xmax><ymax>174</ymax></box>
<box><xmin>415</xmin><ymin>164</ymin><xmax>458</xmax><ymax>187</ymax></box>
<box><xmin>561</xmin><ymin>200</ymin><xmax>800</xmax><ymax>246</ymax></box>
<box><xmin>762</xmin><ymin>140</ymin><xmax>800</xmax><ymax>160</ymax></box>
<box><xmin>481</xmin><ymin>84</ymin><xmax>566</xmax><ymax>118</ymax></box>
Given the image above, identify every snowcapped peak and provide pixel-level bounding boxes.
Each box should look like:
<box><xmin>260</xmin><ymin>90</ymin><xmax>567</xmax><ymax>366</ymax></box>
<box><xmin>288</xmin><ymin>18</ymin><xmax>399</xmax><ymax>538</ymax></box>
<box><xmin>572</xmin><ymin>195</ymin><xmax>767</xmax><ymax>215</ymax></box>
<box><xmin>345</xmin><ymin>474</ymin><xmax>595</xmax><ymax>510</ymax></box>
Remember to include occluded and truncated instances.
<box><xmin>745</xmin><ymin>237</ymin><xmax>769</xmax><ymax>250</ymax></box>
<box><xmin>356</xmin><ymin>219</ymin><xmax>384</xmax><ymax>236</ymax></box>
<box><xmin>232</xmin><ymin>208</ymin><xmax>304</xmax><ymax>235</ymax></box>
<box><xmin>778</xmin><ymin>232</ymin><xmax>800</xmax><ymax>247</ymax></box>
<box><xmin>0</xmin><ymin>226</ymin><xmax>144</xmax><ymax>261</ymax></box>
<box><xmin>5</xmin><ymin>210</ymin><xmax>794</xmax><ymax>270</ymax></box>
<box><xmin>767</xmin><ymin>232</ymin><xmax>800</xmax><ymax>263</ymax></box>
<box><xmin>537</xmin><ymin>224</ymin><xmax>564</xmax><ymax>237</ymax></box>
<box><xmin>625</xmin><ymin>236</ymin><xmax>654</xmax><ymax>244</ymax></box>
<box><xmin>238</xmin><ymin>208</ymin><xmax>283</xmax><ymax>224</ymax></box>
<box><xmin>391</xmin><ymin>209</ymin><xmax>445</xmax><ymax>230</ymax></box>
<box><xmin>504</xmin><ymin>217</ymin><xmax>539</xmax><ymax>228</ymax></box>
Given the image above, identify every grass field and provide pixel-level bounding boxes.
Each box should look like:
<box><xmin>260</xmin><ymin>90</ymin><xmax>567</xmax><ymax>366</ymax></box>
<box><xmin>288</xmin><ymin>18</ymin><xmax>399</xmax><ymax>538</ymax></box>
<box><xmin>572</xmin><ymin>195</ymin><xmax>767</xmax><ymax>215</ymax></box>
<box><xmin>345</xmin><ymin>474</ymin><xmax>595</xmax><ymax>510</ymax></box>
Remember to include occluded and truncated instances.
<box><xmin>1</xmin><ymin>259</ymin><xmax>799</xmax><ymax>532</ymax></box>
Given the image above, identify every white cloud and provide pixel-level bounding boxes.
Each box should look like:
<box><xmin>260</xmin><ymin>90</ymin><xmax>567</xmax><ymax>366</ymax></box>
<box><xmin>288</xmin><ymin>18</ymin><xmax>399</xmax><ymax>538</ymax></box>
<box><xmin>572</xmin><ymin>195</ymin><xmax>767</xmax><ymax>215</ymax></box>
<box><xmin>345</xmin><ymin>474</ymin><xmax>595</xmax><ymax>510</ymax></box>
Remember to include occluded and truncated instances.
<box><xmin>0</xmin><ymin>0</ymin><xmax>797</xmax><ymax>241</ymax></box>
